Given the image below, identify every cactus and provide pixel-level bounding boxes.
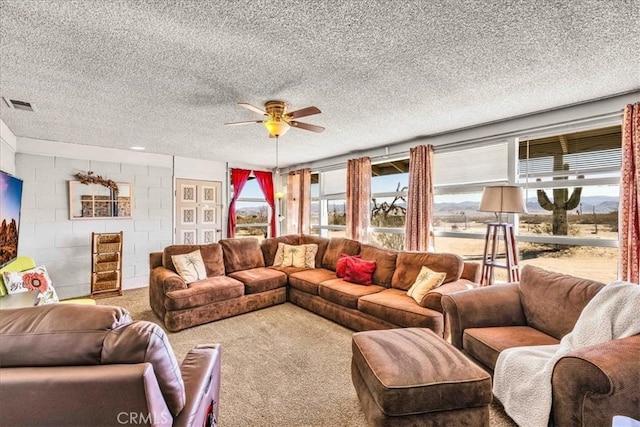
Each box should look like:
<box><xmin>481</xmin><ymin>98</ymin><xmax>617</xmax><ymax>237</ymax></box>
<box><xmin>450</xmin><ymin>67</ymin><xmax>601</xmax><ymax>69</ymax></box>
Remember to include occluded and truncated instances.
<box><xmin>536</xmin><ymin>166</ymin><xmax>583</xmax><ymax>235</ymax></box>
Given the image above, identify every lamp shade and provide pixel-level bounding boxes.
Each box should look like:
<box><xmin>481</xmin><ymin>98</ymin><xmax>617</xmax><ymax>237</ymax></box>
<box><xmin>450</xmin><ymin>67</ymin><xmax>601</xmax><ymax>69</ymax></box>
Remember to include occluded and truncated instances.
<box><xmin>264</xmin><ymin>119</ymin><xmax>290</xmax><ymax>137</ymax></box>
<box><xmin>478</xmin><ymin>185</ymin><xmax>528</xmax><ymax>214</ymax></box>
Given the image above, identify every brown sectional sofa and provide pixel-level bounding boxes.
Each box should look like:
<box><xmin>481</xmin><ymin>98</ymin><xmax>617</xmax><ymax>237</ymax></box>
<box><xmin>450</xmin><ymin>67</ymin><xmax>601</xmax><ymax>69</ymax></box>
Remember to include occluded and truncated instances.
<box><xmin>441</xmin><ymin>265</ymin><xmax>640</xmax><ymax>426</ymax></box>
<box><xmin>149</xmin><ymin>234</ymin><xmax>480</xmax><ymax>334</ymax></box>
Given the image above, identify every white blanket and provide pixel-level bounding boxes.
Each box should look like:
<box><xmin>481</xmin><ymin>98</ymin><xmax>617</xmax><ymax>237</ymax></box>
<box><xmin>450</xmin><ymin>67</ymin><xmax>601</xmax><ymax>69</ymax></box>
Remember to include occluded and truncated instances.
<box><xmin>493</xmin><ymin>281</ymin><xmax>640</xmax><ymax>427</ymax></box>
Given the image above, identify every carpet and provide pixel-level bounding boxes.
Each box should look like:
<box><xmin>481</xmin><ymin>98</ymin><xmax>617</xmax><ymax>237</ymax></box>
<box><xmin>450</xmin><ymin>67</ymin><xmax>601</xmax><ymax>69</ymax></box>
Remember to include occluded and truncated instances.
<box><xmin>98</xmin><ymin>288</ymin><xmax>517</xmax><ymax>427</ymax></box>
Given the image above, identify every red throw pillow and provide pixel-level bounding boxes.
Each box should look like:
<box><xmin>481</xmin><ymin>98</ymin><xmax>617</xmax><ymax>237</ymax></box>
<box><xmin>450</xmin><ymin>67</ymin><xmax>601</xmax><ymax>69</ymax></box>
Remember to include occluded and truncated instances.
<box><xmin>344</xmin><ymin>257</ymin><xmax>377</xmax><ymax>285</ymax></box>
<box><xmin>336</xmin><ymin>254</ymin><xmax>360</xmax><ymax>278</ymax></box>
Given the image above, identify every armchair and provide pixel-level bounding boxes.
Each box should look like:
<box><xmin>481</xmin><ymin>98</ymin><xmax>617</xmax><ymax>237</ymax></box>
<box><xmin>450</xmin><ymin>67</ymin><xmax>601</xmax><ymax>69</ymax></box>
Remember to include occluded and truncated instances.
<box><xmin>0</xmin><ymin>304</ymin><xmax>221</xmax><ymax>427</ymax></box>
<box><xmin>442</xmin><ymin>265</ymin><xmax>640</xmax><ymax>426</ymax></box>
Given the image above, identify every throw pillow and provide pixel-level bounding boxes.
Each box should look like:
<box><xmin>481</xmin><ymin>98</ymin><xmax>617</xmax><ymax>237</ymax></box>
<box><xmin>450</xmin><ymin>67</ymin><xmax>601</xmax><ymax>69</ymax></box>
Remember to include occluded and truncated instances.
<box><xmin>336</xmin><ymin>254</ymin><xmax>360</xmax><ymax>278</ymax></box>
<box><xmin>171</xmin><ymin>250</ymin><xmax>207</xmax><ymax>283</ymax></box>
<box><xmin>281</xmin><ymin>244</ymin><xmax>306</xmax><ymax>268</ymax></box>
<box><xmin>406</xmin><ymin>266</ymin><xmax>447</xmax><ymax>306</ymax></box>
<box><xmin>2</xmin><ymin>265</ymin><xmax>60</xmax><ymax>304</ymax></box>
<box><xmin>302</xmin><ymin>244</ymin><xmax>318</xmax><ymax>268</ymax></box>
<box><xmin>344</xmin><ymin>257</ymin><xmax>377</xmax><ymax>285</ymax></box>
<box><xmin>273</xmin><ymin>242</ymin><xmax>286</xmax><ymax>266</ymax></box>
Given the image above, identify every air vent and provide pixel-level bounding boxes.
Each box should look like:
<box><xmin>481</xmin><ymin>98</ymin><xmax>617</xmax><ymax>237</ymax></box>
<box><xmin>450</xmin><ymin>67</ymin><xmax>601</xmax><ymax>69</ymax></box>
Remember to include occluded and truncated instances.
<box><xmin>2</xmin><ymin>97</ymin><xmax>36</xmax><ymax>112</ymax></box>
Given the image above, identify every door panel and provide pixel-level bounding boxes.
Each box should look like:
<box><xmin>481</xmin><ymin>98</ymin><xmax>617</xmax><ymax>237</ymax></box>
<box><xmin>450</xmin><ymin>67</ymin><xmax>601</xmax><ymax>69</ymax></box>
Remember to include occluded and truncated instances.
<box><xmin>175</xmin><ymin>179</ymin><xmax>223</xmax><ymax>244</ymax></box>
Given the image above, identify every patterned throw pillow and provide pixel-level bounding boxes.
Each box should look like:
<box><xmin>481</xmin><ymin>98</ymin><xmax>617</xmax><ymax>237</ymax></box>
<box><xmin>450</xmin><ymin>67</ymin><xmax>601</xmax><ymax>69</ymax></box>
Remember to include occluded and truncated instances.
<box><xmin>343</xmin><ymin>257</ymin><xmax>377</xmax><ymax>285</ymax></box>
<box><xmin>2</xmin><ymin>265</ymin><xmax>60</xmax><ymax>304</ymax></box>
<box><xmin>273</xmin><ymin>242</ymin><xmax>286</xmax><ymax>266</ymax></box>
<box><xmin>282</xmin><ymin>244</ymin><xmax>306</xmax><ymax>268</ymax></box>
<box><xmin>171</xmin><ymin>250</ymin><xmax>207</xmax><ymax>283</ymax></box>
<box><xmin>302</xmin><ymin>244</ymin><xmax>318</xmax><ymax>268</ymax></box>
<box><xmin>406</xmin><ymin>266</ymin><xmax>447</xmax><ymax>306</ymax></box>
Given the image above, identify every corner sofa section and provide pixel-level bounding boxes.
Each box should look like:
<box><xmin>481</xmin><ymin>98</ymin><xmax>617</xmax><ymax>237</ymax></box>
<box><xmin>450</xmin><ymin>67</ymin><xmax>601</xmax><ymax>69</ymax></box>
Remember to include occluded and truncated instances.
<box><xmin>149</xmin><ymin>235</ymin><xmax>480</xmax><ymax>335</ymax></box>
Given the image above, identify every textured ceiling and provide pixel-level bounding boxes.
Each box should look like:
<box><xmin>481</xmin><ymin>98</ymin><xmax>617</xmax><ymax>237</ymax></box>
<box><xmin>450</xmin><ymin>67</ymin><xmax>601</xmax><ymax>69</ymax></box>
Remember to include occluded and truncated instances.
<box><xmin>1</xmin><ymin>0</ymin><xmax>639</xmax><ymax>169</ymax></box>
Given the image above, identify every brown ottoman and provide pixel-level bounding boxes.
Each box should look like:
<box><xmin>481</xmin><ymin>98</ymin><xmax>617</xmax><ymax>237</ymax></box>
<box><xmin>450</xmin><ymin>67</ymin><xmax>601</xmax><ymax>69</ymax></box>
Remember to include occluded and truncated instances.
<box><xmin>351</xmin><ymin>328</ymin><xmax>492</xmax><ymax>426</ymax></box>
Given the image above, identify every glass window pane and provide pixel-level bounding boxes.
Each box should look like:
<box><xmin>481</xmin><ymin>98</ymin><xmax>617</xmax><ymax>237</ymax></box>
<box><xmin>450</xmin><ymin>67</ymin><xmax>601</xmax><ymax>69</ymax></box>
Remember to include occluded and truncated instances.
<box><xmin>520</xmin><ymin>185</ymin><xmax>618</xmax><ymax>240</ymax></box>
<box><xmin>371</xmin><ymin>196</ymin><xmax>406</xmax><ymax>228</ymax></box>
<box><xmin>433</xmin><ymin>192</ymin><xmax>488</xmax><ymax>234</ymax></box>
<box><xmin>310</xmin><ymin>200</ymin><xmax>320</xmax><ymax>228</ymax></box>
<box><xmin>520</xmin><ymin>246</ymin><xmax>617</xmax><ymax>283</ymax></box>
<box><xmin>369</xmin><ymin>232</ymin><xmax>405</xmax><ymax>251</ymax></box>
<box><xmin>235</xmin><ymin>201</ymin><xmax>269</xmax><ymax>224</ymax></box>
<box><xmin>327</xmin><ymin>200</ymin><xmax>346</xmax><ymax>226</ymax></box>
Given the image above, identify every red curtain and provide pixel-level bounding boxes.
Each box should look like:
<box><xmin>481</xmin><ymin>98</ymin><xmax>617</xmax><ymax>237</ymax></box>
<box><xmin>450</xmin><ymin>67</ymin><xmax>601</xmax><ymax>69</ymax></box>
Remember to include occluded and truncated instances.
<box><xmin>404</xmin><ymin>145</ymin><xmax>434</xmax><ymax>251</ymax></box>
<box><xmin>254</xmin><ymin>170</ymin><xmax>276</xmax><ymax>238</ymax></box>
<box><xmin>619</xmin><ymin>103</ymin><xmax>640</xmax><ymax>283</ymax></box>
<box><xmin>227</xmin><ymin>168</ymin><xmax>252</xmax><ymax>238</ymax></box>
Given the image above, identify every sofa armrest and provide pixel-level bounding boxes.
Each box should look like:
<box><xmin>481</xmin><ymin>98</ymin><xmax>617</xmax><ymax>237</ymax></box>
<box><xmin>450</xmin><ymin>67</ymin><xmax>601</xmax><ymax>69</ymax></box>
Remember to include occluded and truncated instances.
<box><xmin>174</xmin><ymin>344</ymin><xmax>222</xmax><ymax>427</ymax></box>
<box><xmin>461</xmin><ymin>261</ymin><xmax>481</xmax><ymax>282</ymax></box>
<box><xmin>442</xmin><ymin>283</ymin><xmax>526</xmax><ymax>349</ymax></box>
<box><xmin>551</xmin><ymin>335</ymin><xmax>640</xmax><ymax>426</ymax></box>
<box><xmin>150</xmin><ymin>252</ymin><xmax>163</xmax><ymax>269</ymax></box>
<box><xmin>151</xmin><ymin>266</ymin><xmax>188</xmax><ymax>293</ymax></box>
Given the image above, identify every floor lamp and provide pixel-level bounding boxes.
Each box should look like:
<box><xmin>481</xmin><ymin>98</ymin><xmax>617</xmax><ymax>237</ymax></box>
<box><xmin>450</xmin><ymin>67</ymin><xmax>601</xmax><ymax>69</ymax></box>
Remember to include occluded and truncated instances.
<box><xmin>478</xmin><ymin>185</ymin><xmax>527</xmax><ymax>286</ymax></box>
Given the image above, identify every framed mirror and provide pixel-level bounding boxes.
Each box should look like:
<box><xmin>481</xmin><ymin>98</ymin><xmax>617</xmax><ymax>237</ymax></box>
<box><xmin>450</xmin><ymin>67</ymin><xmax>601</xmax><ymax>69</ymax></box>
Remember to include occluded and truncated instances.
<box><xmin>69</xmin><ymin>181</ymin><xmax>133</xmax><ymax>220</ymax></box>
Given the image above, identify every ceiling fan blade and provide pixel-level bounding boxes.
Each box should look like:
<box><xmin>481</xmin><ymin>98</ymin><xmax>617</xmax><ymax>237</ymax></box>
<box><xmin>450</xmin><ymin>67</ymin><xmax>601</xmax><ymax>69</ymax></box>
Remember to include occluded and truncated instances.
<box><xmin>286</xmin><ymin>106</ymin><xmax>321</xmax><ymax>120</ymax></box>
<box><xmin>290</xmin><ymin>121</ymin><xmax>325</xmax><ymax>133</ymax></box>
<box><xmin>224</xmin><ymin>120</ymin><xmax>264</xmax><ymax>126</ymax></box>
<box><xmin>239</xmin><ymin>103</ymin><xmax>267</xmax><ymax>116</ymax></box>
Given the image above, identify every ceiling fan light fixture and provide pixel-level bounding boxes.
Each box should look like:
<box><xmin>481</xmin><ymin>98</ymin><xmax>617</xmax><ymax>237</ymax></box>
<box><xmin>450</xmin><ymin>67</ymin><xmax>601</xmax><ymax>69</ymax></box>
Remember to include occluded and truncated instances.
<box><xmin>264</xmin><ymin>119</ymin><xmax>290</xmax><ymax>137</ymax></box>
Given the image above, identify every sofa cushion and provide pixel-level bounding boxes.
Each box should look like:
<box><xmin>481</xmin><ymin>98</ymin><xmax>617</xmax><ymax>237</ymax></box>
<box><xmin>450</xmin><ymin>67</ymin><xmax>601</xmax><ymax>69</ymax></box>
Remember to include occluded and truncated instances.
<box><xmin>161</xmin><ymin>243</ymin><xmax>225</xmax><ymax>277</ymax></box>
<box><xmin>261</xmin><ymin>235</ymin><xmax>300</xmax><ymax>266</ymax></box>
<box><xmin>219</xmin><ymin>238</ymin><xmax>265</xmax><ymax>274</ymax></box>
<box><xmin>344</xmin><ymin>257</ymin><xmax>377</xmax><ymax>285</ymax></box>
<box><xmin>289</xmin><ymin>268</ymin><xmax>337</xmax><ymax>295</ymax></box>
<box><xmin>229</xmin><ymin>267</ymin><xmax>287</xmax><ymax>294</ymax></box>
<box><xmin>519</xmin><ymin>265</ymin><xmax>605</xmax><ymax>340</ymax></box>
<box><xmin>319</xmin><ymin>279</ymin><xmax>385</xmax><ymax>309</ymax></box>
<box><xmin>102</xmin><ymin>320</ymin><xmax>186</xmax><ymax>416</ymax></box>
<box><xmin>391</xmin><ymin>252</ymin><xmax>463</xmax><ymax>291</ymax></box>
<box><xmin>0</xmin><ymin>304</ymin><xmax>131</xmax><ymax>367</ymax></box>
<box><xmin>321</xmin><ymin>238</ymin><xmax>361</xmax><ymax>271</ymax></box>
<box><xmin>463</xmin><ymin>326</ymin><xmax>559</xmax><ymax>371</ymax></box>
<box><xmin>165</xmin><ymin>276</ymin><xmax>244</xmax><ymax>310</ymax></box>
<box><xmin>269</xmin><ymin>265</ymin><xmax>310</xmax><ymax>276</ymax></box>
<box><xmin>358</xmin><ymin>288</ymin><xmax>444</xmax><ymax>333</ymax></box>
<box><xmin>300</xmin><ymin>235</ymin><xmax>330</xmax><ymax>268</ymax></box>
<box><xmin>359</xmin><ymin>244</ymin><xmax>397</xmax><ymax>287</ymax></box>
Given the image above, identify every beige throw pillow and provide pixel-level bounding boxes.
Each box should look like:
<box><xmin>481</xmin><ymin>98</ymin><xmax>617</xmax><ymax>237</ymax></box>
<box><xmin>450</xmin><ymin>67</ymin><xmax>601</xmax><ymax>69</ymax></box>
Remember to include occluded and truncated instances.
<box><xmin>171</xmin><ymin>249</ymin><xmax>207</xmax><ymax>283</ymax></box>
<box><xmin>282</xmin><ymin>244</ymin><xmax>306</xmax><ymax>268</ymax></box>
<box><xmin>406</xmin><ymin>266</ymin><xmax>447</xmax><ymax>306</ymax></box>
<box><xmin>273</xmin><ymin>242</ymin><xmax>286</xmax><ymax>266</ymax></box>
<box><xmin>302</xmin><ymin>243</ymin><xmax>318</xmax><ymax>268</ymax></box>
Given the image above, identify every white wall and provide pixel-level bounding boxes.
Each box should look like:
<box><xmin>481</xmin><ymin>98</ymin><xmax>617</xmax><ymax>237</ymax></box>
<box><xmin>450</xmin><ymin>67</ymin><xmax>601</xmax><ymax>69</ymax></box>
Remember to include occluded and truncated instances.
<box><xmin>9</xmin><ymin>136</ymin><xmax>229</xmax><ymax>299</ymax></box>
<box><xmin>0</xmin><ymin>120</ymin><xmax>17</xmax><ymax>174</ymax></box>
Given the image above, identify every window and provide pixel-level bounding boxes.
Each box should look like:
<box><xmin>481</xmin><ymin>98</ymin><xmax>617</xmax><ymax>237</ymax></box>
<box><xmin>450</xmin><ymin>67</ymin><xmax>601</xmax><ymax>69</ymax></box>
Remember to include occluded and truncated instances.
<box><xmin>369</xmin><ymin>160</ymin><xmax>409</xmax><ymax>250</ymax></box>
<box><xmin>234</xmin><ymin>176</ymin><xmax>269</xmax><ymax>241</ymax></box>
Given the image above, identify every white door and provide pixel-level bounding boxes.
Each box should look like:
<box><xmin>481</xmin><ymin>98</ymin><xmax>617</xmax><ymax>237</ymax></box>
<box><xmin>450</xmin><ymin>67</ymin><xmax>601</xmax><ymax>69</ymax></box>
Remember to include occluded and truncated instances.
<box><xmin>175</xmin><ymin>179</ymin><xmax>223</xmax><ymax>245</ymax></box>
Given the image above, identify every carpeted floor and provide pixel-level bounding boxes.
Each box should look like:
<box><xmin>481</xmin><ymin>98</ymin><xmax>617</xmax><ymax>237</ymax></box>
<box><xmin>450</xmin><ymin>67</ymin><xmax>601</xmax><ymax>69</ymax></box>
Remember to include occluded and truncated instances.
<box><xmin>98</xmin><ymin>288</ymin><xmax>517</xmax><ymax>427</ymax></box>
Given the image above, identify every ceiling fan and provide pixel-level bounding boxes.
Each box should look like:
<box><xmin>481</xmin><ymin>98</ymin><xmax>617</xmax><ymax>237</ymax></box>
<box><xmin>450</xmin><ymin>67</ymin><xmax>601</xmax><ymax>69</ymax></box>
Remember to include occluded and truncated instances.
<box><xmin>224</xmin><ymin>100</ymin><xmax>325</xmax><ymax>137</ymax></box>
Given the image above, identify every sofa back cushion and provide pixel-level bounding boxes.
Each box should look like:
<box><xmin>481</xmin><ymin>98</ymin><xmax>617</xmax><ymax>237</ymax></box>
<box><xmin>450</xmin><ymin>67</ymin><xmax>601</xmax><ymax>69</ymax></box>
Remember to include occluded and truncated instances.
<box><xmin>359</xmin><ymin>244</ymin><xmax>397</xmax><ymax>287</ymax></box>
<box><xmin>0</xmin><ymin>304</ymin><xmax>131</xmax><ymax>367</ymax></box>
<box><xmin>321</xmin><ymin>238</ymin><xmax>361</xmax><ymax>271</ymax></box>
<box><xmin>162</xmin><ymin>243</ymin><xmax>225</xmax><ymax>277</ymax></box>
<box><xmin>519</xmin><ymin>265</ymin><xmax>605</xmax><ymax>340</ymax></box>
<box><xmin>300</xmin><ymin>235</ymin><xmax>330</xmax><ymax>268</ymax></box>
<box><xmin>391</xmin><ymin>252</ymin><xmax>463</xmax><ymax>291</ymax></box>
<box><xmin>219</xmin><ymin>238</ymin><xmax>265</xmax><ymax>274</ymax></box>
<box><xmin>261</xmin><ymin>235</ymin><xmax>301</xmax><ymax>266</ymax></box>
<box><xmin>102</xmin><ymin>320</ymin><xmax>186</xmax><ymax>416</ymax></box>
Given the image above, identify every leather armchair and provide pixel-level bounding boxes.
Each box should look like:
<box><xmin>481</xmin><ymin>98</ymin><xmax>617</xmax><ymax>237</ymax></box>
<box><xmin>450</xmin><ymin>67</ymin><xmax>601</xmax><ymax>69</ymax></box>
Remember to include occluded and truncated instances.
<box><xmin>0</xmin><ymin>304</ymin><xmax>221</xmax><ymax>427</ymax></box>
